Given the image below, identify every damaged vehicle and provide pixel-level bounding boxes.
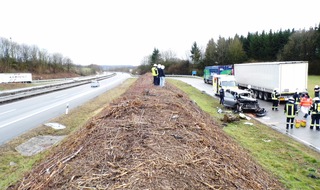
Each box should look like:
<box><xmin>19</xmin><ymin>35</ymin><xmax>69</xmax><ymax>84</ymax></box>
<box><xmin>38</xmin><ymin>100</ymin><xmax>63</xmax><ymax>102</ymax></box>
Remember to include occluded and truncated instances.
<box><xmin>223</xmin><ymin>89</ymin><xmax>266</xmax><ymax>117</ymax></box>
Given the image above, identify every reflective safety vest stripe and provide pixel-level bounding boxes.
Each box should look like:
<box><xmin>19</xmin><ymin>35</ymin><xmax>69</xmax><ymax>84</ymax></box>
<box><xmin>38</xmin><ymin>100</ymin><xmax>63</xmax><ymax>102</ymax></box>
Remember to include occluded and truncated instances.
<box><xmin>285</xmin><ymin>103</ymin><xmax>295</xmax><ymax>117</ymax></box>
<box><xmin>312</xmin><ymin>103</ymin><xmax>320</xmax><ymax>114</ymax></box>
<box><xmin>271</xmin><ymin>92</ymin><xmax>277</xmax><ymax>100</ymax></box>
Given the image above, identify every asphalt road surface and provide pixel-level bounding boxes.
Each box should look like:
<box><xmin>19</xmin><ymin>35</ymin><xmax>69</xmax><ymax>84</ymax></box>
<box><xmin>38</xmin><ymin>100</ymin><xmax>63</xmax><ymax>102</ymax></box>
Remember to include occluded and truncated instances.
<box><xmin>0</xmin><ymin>73</ymin><xmax>131</xmax><ymax>145</ymax></box>
<box><xmin>170</xmin><ymin>77</ymin><xmax>320</xmax><ymax>152</ymax></box>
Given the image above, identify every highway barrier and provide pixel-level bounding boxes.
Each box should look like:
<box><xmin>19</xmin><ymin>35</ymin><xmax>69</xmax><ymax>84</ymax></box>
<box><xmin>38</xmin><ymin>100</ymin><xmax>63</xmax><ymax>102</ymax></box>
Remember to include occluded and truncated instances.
<box><xmin>0</xmin><ymin>73</ymin><xmax>116</xmax><ymax>104</ymax></box>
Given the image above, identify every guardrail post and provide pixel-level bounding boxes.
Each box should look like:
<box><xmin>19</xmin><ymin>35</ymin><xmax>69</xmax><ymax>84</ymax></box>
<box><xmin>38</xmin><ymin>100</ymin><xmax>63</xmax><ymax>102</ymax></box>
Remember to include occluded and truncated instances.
<box><xmin>66</xmin><ymin>103</ymin><xmax>69</xmax><ymax>114</ymax></box>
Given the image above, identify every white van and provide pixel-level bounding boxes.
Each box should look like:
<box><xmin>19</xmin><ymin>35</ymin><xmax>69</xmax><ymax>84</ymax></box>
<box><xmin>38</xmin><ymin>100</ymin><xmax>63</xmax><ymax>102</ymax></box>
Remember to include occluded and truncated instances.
<box><xmin>212</xmin><ymin>75</ymin><xmax>237</xmax><ymax>96</ymax></box>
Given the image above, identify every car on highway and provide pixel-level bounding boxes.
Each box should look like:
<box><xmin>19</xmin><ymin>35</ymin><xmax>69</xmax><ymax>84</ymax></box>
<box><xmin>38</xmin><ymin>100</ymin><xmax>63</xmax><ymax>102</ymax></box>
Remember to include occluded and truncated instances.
<box><xmin>223</xmin><ymin>88</ymin><xmax>266</xmax><ymax>116</ymax></box>
<box><xmin>90</xmin><ymin>80</ymin><xmax>100</xmax><ymax>87</ymax></box>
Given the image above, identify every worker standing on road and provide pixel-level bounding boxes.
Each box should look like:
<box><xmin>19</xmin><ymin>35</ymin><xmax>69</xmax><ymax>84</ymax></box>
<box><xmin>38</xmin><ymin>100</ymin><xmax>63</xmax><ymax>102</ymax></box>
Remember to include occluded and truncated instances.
<box><xmin>284</xmin><ymin>97</ymin><xmax>297</xmax><ymax>130</ymax></box>
<box><xmin>292</xmin><ymin>91</ymin><xmax>300</xmax><ymax>114</ymax></box>
<box><xmin>314</xmin><ymin>85</ymin><xmax>320</xmax><ymax>98</ymax></box>
<box><xmin>219</xmin><ymin>86</ymin><xmax>225</xmax><ymax>105</ymax></box>
<box><xmin>271</xmin><ymin>89</ymin><xmax>280</xmax><ymax>111</ymax></box>
<box><xmin>151</xmin><ymin>64</ymin><xmax>159</xmax><ymax>86</ymax></box>
<box><xmin>300</xmin><ymin>93</ymin><xmax>313</xmax><ymax>118</ymax></box>
<box><xmin>309</xmin><ymin>97</ymin><xmax>320</xmax><ymax>130</ymax></box>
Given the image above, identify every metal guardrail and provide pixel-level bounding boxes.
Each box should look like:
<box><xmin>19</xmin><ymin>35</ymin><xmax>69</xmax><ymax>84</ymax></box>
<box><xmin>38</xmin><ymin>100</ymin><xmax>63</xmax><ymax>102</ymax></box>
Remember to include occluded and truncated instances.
<box><xmin>166</xmin><ymin>75</ymin><xmax>202</xmax><ymax>79</ymax></box>
<box><xmin>32</xmin><ymin>78</ymin><xmax>74</xmax><ymax>83</ymax></box>
<box><xmin>0</xmin><ymin>73</ymin><xmax>116</xmax><ymax>104</ymax></box>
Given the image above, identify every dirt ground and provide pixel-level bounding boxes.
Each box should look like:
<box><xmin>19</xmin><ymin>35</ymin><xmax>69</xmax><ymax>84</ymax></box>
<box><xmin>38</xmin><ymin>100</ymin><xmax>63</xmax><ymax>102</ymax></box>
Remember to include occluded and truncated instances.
<box><xmin>10</xmin><ymin>74</ymin><xmax>284</xmax><ymax>190</ymax></box>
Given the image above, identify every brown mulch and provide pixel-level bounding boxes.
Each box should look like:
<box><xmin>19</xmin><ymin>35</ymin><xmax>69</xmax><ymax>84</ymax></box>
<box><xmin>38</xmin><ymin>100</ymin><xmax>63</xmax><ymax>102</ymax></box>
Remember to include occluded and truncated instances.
<box><xmin>10</xmin><ymin>74</ymin><xmax>284</xmax><ymax>190</ymax></box>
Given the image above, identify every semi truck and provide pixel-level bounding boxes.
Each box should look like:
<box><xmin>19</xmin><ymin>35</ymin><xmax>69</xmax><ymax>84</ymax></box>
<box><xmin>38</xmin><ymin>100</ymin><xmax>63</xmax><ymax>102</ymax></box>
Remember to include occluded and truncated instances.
<box><xmin>203</xmin><ymin>65</ymin><xmax>233</xmax><ymax>84</ymax></box>
<box><xmin>0</xmin><ymin>73</ymin><xmax>32</xmax><ymax>83</ymax></box>
<box><xmin>234</xmin><ymin>61</ymin><xmax>308</xmax><ymax>101</ymax></box>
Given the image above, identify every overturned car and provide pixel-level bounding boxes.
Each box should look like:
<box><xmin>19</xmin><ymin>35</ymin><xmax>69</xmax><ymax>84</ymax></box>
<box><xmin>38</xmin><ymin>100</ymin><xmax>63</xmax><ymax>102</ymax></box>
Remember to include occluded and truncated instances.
<box><xmin>222</xmin><ymin>89</ymin><xmax>266</xmax><ymax>117</ymax></box>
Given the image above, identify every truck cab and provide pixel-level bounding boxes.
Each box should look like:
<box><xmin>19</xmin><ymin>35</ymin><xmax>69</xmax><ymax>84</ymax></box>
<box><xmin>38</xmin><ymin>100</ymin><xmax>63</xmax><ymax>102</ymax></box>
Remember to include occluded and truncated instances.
<box><xmin>212</xmin><ymin>75</ymin><xmax>237</xmax><ymax>96</ymax></box>
<box><xmin>203</xmin><ymin>65</ymin><xmax>233</xmax><ymax>84</ymax></box>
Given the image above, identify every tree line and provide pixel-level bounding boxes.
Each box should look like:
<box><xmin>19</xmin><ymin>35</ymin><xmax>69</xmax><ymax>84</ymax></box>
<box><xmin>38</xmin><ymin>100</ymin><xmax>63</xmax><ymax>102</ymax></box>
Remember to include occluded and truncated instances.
<box><xmin>137</xmin><ymin>23</ymin><xmax>320</xmax><ymax>75</ymax></box>
<box><xmin>0</xmin><ymin>37</ymin><xmax>101</xmax><ymax>76</ymax></box>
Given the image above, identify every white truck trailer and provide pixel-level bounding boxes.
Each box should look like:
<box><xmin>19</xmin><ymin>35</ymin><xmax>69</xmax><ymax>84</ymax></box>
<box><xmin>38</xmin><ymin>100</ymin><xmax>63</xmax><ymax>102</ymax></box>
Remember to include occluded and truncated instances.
<box><xmin>0</xmin><ymin>73</ymin><xmax>32</xmax><ymax>83</ymax></box>
<box><xmin>234</xmin><ymin>61</ymin><xmax>308</xmax><ymax>101</ymax></box>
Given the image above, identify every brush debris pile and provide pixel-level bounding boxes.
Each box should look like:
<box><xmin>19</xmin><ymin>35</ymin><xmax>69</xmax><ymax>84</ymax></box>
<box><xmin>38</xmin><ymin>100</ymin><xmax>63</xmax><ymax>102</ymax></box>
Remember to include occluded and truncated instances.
<box><xmin>12</xmin><ymin>74</ymin><xmax>283</xmax><ymax>189</ymax></box>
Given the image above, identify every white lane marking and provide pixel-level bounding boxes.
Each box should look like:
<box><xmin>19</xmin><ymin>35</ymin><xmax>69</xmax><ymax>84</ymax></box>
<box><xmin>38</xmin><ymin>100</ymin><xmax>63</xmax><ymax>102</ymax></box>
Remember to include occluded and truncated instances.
<box><xmin>0</xmin><ymin>109</ymin><xmax>16</xmax><ymax>116</ymax></box>
<box><xmin>0</xmin><ymin>78</ymin><xmax>122</xmax><ymax>129</ymax></box>
<box><xmin>55</xmin><ymin>94</ymin><xmax>69</xmax><ymax>99</ymax></box>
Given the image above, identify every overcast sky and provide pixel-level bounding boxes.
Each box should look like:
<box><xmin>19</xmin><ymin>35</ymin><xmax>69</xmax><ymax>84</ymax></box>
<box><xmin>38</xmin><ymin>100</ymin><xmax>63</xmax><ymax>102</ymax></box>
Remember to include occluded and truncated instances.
<box><xmin>0</xmin><ymin>0</ymin><xmax>319</xmax><ymax>66</ymax></box>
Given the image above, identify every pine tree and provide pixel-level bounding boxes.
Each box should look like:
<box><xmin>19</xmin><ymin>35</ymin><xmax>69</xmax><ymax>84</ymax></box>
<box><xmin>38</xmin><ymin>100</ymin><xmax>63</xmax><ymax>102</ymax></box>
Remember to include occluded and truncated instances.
<box><xmin>190</xmin><ymin>42</ymin><xmax>201</xmax><ymax>64</ymax></box>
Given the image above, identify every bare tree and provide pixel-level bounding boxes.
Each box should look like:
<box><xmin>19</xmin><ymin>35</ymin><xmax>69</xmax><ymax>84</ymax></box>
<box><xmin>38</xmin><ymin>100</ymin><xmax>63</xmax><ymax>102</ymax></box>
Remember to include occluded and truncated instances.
<box><xmin>20</xmin><ymin>44</ymin><xmax>31</xmax><ymax>63</ymax></box>
<box><xmin>37</xmin><ymin>49</ymin><xmax>49</xmax><ymax>73</ymax></box>
<box><xmin>0</xmin><ymin>38</ymin><xmax>10</xmax><ymax>72</ymax></box>
<box><xmin>63</xmin><ymin>57</ymin><xmax>73</xmax><ymax>72</ymax></box>
<box><xmin>51</xmin><ymin>53</ymin><xmax>64</xmax><ymax>73</ymax></box>
<box><xmin>161</xmin><ymin>50</ymin><xmax>177</xmax><ymax>62</ymax></box>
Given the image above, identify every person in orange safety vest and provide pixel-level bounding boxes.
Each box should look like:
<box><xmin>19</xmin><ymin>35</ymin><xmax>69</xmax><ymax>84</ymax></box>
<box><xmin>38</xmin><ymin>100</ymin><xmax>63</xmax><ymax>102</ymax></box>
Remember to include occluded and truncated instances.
<box><xmin>300</xmin><ymin>93</ymin><xmax>313</xmax><ymax>118</ymax></box>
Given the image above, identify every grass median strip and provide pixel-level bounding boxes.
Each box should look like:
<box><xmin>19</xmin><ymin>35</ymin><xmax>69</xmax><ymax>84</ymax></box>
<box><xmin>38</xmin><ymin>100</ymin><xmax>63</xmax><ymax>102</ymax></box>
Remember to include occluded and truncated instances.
<box><xmin>0</xmin><ymin>78</ymin><xmax>136</xmax><ymax>189</ymax></box>
<box><xmin>169</xmin><ymin>79</ymin><xmax>320</xmax><ymax>190</ymax></box>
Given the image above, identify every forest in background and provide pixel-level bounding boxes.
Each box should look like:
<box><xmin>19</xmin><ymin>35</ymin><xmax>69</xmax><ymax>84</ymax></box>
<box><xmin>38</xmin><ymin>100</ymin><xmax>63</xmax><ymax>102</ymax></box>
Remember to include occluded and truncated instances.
<box><xmin>138</xmin><ymin>23</ymin><xmax>320</xmax><ymax>76</ymax></box>
<box><xmin>0</xmin><ymin>38</ymin><xmax>102</xmax><ymax>78</ymax></box>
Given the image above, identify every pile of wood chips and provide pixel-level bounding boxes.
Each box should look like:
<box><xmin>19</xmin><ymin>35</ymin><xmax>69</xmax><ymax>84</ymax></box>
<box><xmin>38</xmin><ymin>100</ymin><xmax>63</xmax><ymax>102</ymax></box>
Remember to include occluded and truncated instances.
<box><xmin>11</xmin><ymin>74</ymin><xmax>284</xmax><ymax>190</ymax></box>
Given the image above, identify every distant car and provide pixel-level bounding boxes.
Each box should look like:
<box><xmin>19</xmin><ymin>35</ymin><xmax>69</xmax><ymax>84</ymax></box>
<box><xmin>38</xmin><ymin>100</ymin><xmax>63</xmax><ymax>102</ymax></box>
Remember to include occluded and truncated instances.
<box><xmin>91</xmin><ymin>80</ymin><xmax>100</xmax><ymax>87</ymax></box>
<box><xmin>72</xmin><ymin>77</ymin><xmax>80</xmax><ymax>82</ymax></box>
<box><xmin>223</xmin><ymin>88</ymin><xmax>266</xmax><ymax>116</ymax></box>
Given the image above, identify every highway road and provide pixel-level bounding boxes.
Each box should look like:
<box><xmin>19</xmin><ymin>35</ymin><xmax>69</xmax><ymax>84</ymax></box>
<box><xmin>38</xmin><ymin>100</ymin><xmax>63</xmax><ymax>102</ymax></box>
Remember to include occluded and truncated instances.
<box><xmin>0</xmin><ymin>73</ymin><xmax>131</xmax><ymax>145</ymax></box>
<box><xmin>171</xmin><ymin>77</ymin><xmax>320</xmax><ymax>152</ymax></box>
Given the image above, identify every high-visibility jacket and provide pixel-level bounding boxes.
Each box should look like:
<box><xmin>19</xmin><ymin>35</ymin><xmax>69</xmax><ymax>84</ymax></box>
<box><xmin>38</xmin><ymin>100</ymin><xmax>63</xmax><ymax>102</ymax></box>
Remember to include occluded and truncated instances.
<box><xmin>310</xmin><ymin>102</ymin><xmax>320</xmax><ymax>114</ymax></box>
<box><xmin>284</xmin><ymin>102</ymin><xmax>296</xmax><ymax>118</ymax></box>
<box><xmin>151</xmin><ymin>67</ymin><xmax>158</xmax><ymax>76</ymax></box>
<box><xmin>300</xmin><ymin>97</ymin><xmax>312</xmax><ymax>107</ymax></box>
<box><xmin>271</xmin><ymin>91</ymin><xmax>279</xmax><ymax>100</ymax></box>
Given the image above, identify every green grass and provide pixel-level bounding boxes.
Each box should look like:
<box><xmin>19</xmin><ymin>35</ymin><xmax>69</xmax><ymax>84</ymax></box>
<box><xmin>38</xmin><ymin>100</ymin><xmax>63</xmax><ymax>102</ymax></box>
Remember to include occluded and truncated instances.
<box><xmin>168</xmin><ymin>78</ymin><xmax>320</xmax><ymax>190</ymax></box>
<box><xmin>308</xmin><ymin>75</ymin><xmax>320</xmax><ymax>97</ymax></box>
<box><xmin>0</xmin><ymin>78</ymin><xmax>137</xmax><ymax>189</ymax></box>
